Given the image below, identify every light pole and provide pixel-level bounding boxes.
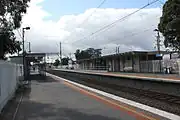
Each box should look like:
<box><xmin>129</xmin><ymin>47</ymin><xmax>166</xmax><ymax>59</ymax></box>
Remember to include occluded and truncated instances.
<box><xmin>154</xmin><ymin>29</ymin><xmax>161</xmax><ymax>54</ymax></box>
<box><xmin>22</xmin><ymin>27</ymin><xmax>30</xmax><ymax>80</ymax></box>
<box><xmin>59</xmin><ymin>42</ymin><xmax>62</xmax><ymax>67</ymax></box>
<box><xmin>115</xmin><ymin>46</ymin><xmax>120</xmax><ymax>54</ymax></box>
<box><xmin>154</xmin><ymin>28</ymin><xmax>162</xmax><ymax>72</ymax></box>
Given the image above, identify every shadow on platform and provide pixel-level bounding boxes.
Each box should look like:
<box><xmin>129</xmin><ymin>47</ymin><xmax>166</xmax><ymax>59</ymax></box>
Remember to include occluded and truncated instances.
<box><xmin>29</xmin><ymin>75</ymin><xmax>58</xmax><ymax>83</ymax></box>
<box><xmin>15</xmin><ymin>100</ymin><xmax>120</xmax><ymax>120</ymax></box>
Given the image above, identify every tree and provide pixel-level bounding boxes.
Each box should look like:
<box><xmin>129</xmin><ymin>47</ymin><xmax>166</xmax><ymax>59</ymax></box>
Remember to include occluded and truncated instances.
<box><xmin>74</xmin><ymin>49</ymin><xmax>81</xmax><ymax>60</ymax></box>
<box><xmin>86</xmin><ymin>48</ymin><xmax>102</xmax><ymax>58</ymax></box>
<box><xmin>53</xmin><ymin>59</ymin><xmax>60</xmax><ymax>67</ymax></box>
<box><xmin>74</xmin><ymin>48</ymin><xmax>102</xmax><ymax>60</ymax></box>
<box><xmin>158</xmin><ymin>0</ymin><xmax>180</xmax><ymax>52</ymax></box>
<box><xmin>61</xmin><ymin>57</ymin><xmax>69</xmax><ymax>65</ymax></box>
<box><xmin>0</xmin><ymin>0</ymin><xmax>30</xmax><ymax>59</ymax></box>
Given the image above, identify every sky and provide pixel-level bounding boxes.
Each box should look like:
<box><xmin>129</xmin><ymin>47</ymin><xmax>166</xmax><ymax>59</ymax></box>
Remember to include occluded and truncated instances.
<box><xmin>41</xmin><ymin>0</ymin><xmax>165</xmax><ymax>20</ymax></box>
<box><xmin>16</xmin><ymin>0</ymin><xmax>167</xmax><ymax>61</ymax></box>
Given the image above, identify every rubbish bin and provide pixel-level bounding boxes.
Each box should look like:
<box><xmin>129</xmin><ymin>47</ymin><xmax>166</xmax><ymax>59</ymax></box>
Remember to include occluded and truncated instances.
<box><xmin>167</xmin><ymin>67</ymin><xmax>171</xmax><ymax>74</ymax></box>
<box><xmin>163</xmin><ymin>67</ymin><xmax>168</xmax><ymax>74</ymax></box>
<box><xmin>163</xmin><ymin>67</ymin><xmax>171</xmax><ymax>74</ymax></box>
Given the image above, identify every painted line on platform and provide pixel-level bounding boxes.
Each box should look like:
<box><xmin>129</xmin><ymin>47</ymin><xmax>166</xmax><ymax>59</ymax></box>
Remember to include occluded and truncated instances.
<box><xmin>47</xmin><ymin>73</ymin><xmax>180</xmax><ymax>120</ymax></box>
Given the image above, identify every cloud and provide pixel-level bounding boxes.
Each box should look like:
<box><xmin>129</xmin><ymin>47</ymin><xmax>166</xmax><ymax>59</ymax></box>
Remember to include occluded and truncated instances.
<box><xmin>18</xmin><ymin>0</ymin><xmax>162</xmax><ymax>58</ymax></box>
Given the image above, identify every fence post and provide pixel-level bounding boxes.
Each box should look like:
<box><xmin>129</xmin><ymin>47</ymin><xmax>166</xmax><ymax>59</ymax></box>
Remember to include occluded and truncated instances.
<box><xmin>132</xmin><ymin>53</ymin><xmax>134</xmax><ymax>72</ymax></box>
<box><xmin>139</xmin><ymin>55</ymin><xmax>141</xmax><ymax>72</ymax></box>
<box><xmin>159</xmin><ymin>60</ymin><xmax>162</xmax><ymax>73</ymax></box>
<box><xmin>178</xmin><ymin>59</ymin><xmax>180</xmax><ymax>75</ymax></box>
<box><xmin>0</xmin><ymin>39</ymin><xmax>3</xmax><ymax>59</ymax></box>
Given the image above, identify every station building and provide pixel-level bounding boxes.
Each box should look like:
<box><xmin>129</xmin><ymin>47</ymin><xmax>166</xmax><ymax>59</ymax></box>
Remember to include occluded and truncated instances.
<box><xmin>77</xmin><ymin>51</ymin><xmax>177</xmax><ymax>73</ymax></box>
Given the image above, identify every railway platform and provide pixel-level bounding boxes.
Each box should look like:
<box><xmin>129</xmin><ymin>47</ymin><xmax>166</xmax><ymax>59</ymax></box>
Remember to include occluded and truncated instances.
<box><xmin>104</xmin><ymin>72</ymin><xmax>180</xmax><ymax>80</ymax></box>
<box><xmin>0</xmin><ymin>75</ymin><xmax>171</xmax><ymax>120</ymax></box>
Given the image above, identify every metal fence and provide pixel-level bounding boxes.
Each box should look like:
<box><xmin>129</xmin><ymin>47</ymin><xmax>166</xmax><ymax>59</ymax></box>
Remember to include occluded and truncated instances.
<box><xmin>140</xmin><ymin>59</ymin><xmax>180</xmax><ymax>74</ymax></box>
<box><xmin>0</xmin><ymin>60</ymin><xmax>23</xmax><ymax>113</ymax></box>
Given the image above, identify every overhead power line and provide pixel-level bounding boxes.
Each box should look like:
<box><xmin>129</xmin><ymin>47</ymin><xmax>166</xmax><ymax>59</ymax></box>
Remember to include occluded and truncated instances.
<box><xmin>78</xmin><ymin>0</ymin><xmax>107</xmax><ymax>27</ymax></box>
<box><xmin>157</xmin><ymin>0</ymin><xmax>165</xmax><ymax>5</ymax></box>
<box><xmin>63</xmin><ymin>0</ymin><xmax>107</xmax><ymax>50</ymax></box>
<box><xmin>68</xmin><ymin>0</ymin><xmax>107</xmax><ymax>39</ymax></box>
<box><xmin>95</xmin><ymin>24</ymin><xmax>156</xmax><ymax>48</ymax></box>
<box><xmin>72</xmin><ymin>0</ymin><xmax>159</xmax><ymax>44</ymax></box>
<box><xmin>116</xmin><ymin>27</ymin><xmax>155</xmax><ymax>42</ymax></box>
<box><xmin>92</xmin><ymin>0</ymin><xmax>159</xmax><ymax>35</ymax></box>
<box><xmin>98</xmin><ymin>26</ymin><xmax>156</xmax><ymax>53</ymax></box>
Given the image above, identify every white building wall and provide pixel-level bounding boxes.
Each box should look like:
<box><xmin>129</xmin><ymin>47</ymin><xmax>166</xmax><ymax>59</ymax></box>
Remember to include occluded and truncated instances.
<box><xmin>0</xmin><ymin>60</ymin><xmax>23</xmax><ymax>113</ymax></box>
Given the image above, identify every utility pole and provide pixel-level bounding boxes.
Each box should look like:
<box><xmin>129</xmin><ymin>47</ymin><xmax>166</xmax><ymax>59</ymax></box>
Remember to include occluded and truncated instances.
<box><xmin>157</xmin><ymin>31</ymin><xmax>161</xmax><ymax>54</ymax></box>
<box><xmin>115</xmin><ymin>47</ymin><xmax>117</xmax><ymax>54</ymax></box>
<box><xmin>118</xmin><ymin>46</ymin><xmax>120</xmax><ymax>54</ymax></box>
<box><xmin>154</xmin><ymin>29</ymin><xmax>161</xmax><ymax>72</ymax></box>
<box><xmin>59</xmin><ymin>42</ymin><xmax>62</xmax><ymax>65</ymax></box>
<box><xmin>115</xmin><ymin>46</ymin><xmax>120</xmax><ymax>54</ymax></box>
<box><xmin>22</xmin><ymin>27</ymin><xmax>30</xmax><ymax>81</ymax></box>
<box><xmin>0</xmin><ymin>30</ymin><xmax>5</xmax><ymax>59</ymax></box>
<box><xmin>69</xmin><ymin>53</ymin><xmax>72</xmax><ymax>59</ymax></box>
<box><xmin>154</xmin><ymin>29</ymin><xmax>161</xmax><ymax>54</ymax></box>
<box><xmin>22</xmin><ymin>29</ymin><xmax>25</xmax><ymax>80</ymax></box>
<box><xmin>28</xmin><ymin>42</ymin><xmax>31</xmax><ymax>53</ymax></box>
<box><xmin>0</xmin><ymin>35</ymin><xmax>3</xmax><ymax>59</ymax></box>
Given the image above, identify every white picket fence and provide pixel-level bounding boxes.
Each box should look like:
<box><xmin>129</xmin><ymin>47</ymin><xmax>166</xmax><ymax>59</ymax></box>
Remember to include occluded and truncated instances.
<box><xmin>0</xmin><ymin>60</ymin><xmax>23</xmax><ymax>113</ymax></box>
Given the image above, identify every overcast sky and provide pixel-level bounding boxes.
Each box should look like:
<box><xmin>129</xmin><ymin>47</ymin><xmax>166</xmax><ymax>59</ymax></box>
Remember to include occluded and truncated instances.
<box><xmin>15</xmin><ymin>0</ymin><xmax>166</xmax><ymax>60</ymax></box>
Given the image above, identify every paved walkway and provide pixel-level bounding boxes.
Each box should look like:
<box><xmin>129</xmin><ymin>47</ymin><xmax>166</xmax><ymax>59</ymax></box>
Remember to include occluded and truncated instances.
<box><xmin>14</xmin><ymin>76</ymin><xmax>167</xmax><ymax>120</ymax></box>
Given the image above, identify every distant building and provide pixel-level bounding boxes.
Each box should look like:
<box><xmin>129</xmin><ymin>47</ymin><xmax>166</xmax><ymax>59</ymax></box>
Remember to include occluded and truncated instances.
<box><xmin>77</xmin><ymin>51</ymin><xmax>178</xmax><ymax>73</ymax></box>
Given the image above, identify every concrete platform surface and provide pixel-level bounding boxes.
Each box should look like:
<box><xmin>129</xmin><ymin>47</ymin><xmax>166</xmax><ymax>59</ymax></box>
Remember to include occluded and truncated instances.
<box><xmin>14</xmin><ymin>77</ymin><xmax>168</xmax><ymax>120</ymax></box>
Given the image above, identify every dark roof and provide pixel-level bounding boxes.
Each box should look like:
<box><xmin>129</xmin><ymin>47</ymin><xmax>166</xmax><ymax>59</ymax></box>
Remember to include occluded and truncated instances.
<box><xmin>25</xmin><ymin>53</ymin><xmax>46</xmax><ymax>58</ymax></box>
<box><xmin>9</xmin><ymin>55</ymin><xmax>23</xmax><ymax>58</ymax></box>
<box><xmin>27</xmin><ymin>52</ymin><xmax>46</xmax><ymax>55</ymax></box>
<box><xmin>10</xmin><ymin>53</ymin><xmax>46</xmax><ymax>58</ymax></box>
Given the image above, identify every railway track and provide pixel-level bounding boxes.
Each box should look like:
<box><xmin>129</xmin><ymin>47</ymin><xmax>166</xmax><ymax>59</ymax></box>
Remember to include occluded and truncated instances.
<box><xmin>48</xmin><ymin>71</ymin><xmax>180</xmax><ymax>115</ymax></box>
<box><xmin>81</xmin><ymin>77</ymin><xmax>180</xmax><ymax>105</ymax></box>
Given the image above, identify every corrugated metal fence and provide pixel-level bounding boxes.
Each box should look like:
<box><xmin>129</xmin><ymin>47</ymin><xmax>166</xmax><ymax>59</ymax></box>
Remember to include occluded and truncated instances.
<box><xmin>0</xmin><ymin>60</ymin><xmax>23</xmax><ymax>113</ymax></box>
